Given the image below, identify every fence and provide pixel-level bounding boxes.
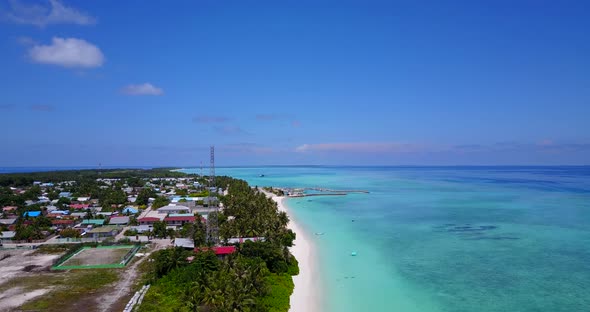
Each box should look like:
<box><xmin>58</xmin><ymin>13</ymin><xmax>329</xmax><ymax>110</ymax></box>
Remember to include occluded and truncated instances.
<box><xmin>51</xmin><ymin>244</ymin><xmax>142</xmax><ymax>270</ymax></box>
<box><xmin>51</xmin><ymin>244</ymin><xmax>84</xmax><ymax>266</ymax></box>
<box><xmin>8</xmin><ymin>239</ymin><xmax>48</xmax><ymax>244</ymax></box>
<box><xmin>121</xmin><ymin>245</ymin><xmax>142</xmax><ymax>265</ymax></box>
<box><xmin>52</xmin><ymin>237</ymin><xmax>101</xmax><ymax>244</ymax></box>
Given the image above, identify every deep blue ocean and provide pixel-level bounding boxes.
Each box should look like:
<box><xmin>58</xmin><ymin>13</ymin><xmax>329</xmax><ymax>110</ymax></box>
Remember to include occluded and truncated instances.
<box><xmin>187</xmin><ymin>166</ymin><xmax>590</xmax><ymax>312</ymax></box>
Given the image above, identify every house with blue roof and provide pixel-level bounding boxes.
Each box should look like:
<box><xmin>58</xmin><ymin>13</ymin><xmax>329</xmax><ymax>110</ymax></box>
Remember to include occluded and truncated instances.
<box><xmin>122</xmin><ymin>207</ymin><xmax>138</xmax><ymax>214</ymax></box>
<box><xmin>23</xmin><ymin>211</ymin><xmax>41</xmax><ymax>217</ymax></box>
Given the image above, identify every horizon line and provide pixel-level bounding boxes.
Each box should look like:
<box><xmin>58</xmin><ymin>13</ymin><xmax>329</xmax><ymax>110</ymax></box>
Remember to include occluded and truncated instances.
<box><xmin>2</xmin><ymin>164</ymin><xmax>590</xmax><ymax>170</ymax></box>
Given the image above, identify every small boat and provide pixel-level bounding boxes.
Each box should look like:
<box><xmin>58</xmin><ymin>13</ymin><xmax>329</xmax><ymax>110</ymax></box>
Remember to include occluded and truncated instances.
<box><xmin>314</xmin><ymin>232</ymin><xmax>325</xmax><ymax>236</ymax></box>
<box><xmin>259</xmin><ymin>174</ymin><xmax>265</xmax><ymax>177</ymax></box>
<box><xmin>351</xmin><ymin>251</ymin><xmax>357</xmax><ymax>256</ymax></box>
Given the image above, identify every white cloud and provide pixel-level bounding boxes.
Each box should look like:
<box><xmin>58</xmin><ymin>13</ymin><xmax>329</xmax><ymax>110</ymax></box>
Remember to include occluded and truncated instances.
<box><xmin>28</xmin><ymin>37</ymin><xmax>104</xmax><ymax>68</ymax></box>
<box><xmin>295</xmin><ymin>142</ymin><xmax>423</xmax><ymax>153</ymax></box>
<box><xmin>122</xmin><ymin>83</ymin><xmax>164</xmax><ymax>96</ymax></box>
<box><xmin>2</xmin><ymin>0</ymin><xmax>95</xmax><ymax>27</ymax></box>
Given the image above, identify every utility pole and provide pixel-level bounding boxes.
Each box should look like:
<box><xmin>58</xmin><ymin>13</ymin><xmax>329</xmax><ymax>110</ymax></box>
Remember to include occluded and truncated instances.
<box><xmin>206</xmin><ymin>146</ymin><xmax>219</xmax><ymax>245</ymax></box>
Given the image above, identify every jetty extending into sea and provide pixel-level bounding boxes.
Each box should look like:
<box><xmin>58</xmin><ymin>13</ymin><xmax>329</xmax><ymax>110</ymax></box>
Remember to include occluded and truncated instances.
<box><xmin>282</xmin><ymin>187</ymin><xmax>369</xmax><ymax>197</ymax></box>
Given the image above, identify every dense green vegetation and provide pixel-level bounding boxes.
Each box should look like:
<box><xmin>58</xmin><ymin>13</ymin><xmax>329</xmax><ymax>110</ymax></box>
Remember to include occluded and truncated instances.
<box><xmin>217</xmin><ymin>178</ymin><xmax>295</xmax><ymax>246</ymax></box>
<box><xmin>258</xmin><ymin>273</ymin><xmax>295</xmax><ymax>312</ymax></box>
<box><xmin>152</xmin><ymin>196</ymin><xmax>170</xmax><ymax>208</ymax></box>
<box><xmin>140</xmin><ymin>246</ymin><xmax>298</xmax><ymax>312</ymax></box>
<box><xmin>136</xmin><ymin>187</ymin><xmax>157</xmax><ymax>205</ymax></box>
<box><xmin>262</xmin><ymin>187</ymin><xmax>285</xmax><ymax>197</ymax></box>
<box><xmin>13</xmin><ymin>215</ymin><xmax>52</xmax><ymax>240</ymax></box>
<box><xmin>59</xmin><ymin>228</ymin><xmax>81</xmax><ymax>238</ymax></box>
<box><xmin>139</xmin><ymin>176</ymin><xmax>298</xmax><ymax>312</ymax></box>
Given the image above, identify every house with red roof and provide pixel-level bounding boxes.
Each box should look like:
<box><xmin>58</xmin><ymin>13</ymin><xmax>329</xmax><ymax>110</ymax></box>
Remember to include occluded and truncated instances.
<box><xmin>51</xmin><ymin>219</ymin><xmax>75</xmax><ymax>229</ymax></box>
<box><xmin>138</xmin><ymin>217</ymin><xmax>161</xmax><ymax>226</ymax></box>
<box><xmin>2</xmin><ymin>206</ymin><xmax>18</xmax><ymax>213</ymax></box>
<box><xmin>69</xmin><ymin>204</ymin><xmax>90</xmax><ymax>210</ymax></box>
<box><xmin>194</xmin><ymin>246</ymin><xmax>236</xmax><ymax>259</ymax></box>
<box><xmin>164</xmin><ymin>215</ymin><xmax>195</xmax><ymax>227</ymax></box>
<box><xmin>212</xmin><ymin>246</ymin><xmax>236</xmax><ymax>255</ymax></box>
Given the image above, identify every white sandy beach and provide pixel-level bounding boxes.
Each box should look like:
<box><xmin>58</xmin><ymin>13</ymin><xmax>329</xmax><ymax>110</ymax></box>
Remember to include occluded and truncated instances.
<box><xmin>268</xmin><ymin>193</ymin><xmax>320</xmax><ymax>312</ymax></box>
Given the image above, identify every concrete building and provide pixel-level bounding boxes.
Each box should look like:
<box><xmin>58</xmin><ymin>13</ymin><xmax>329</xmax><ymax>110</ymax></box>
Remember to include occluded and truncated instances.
<box><xmin>109</xmin><ymin>216</ymin><xmax>130</xmax><ymax>225</ymax></box>
<box><xmin>174</xmin><ymin>238</ymin><xmax>195</xmax><ymax>249</ymax></box>
<box><xmin>157</xmin><ymin>205</ymin><xmax>190</xmax><ymax>214</ymax></box>
<box><xmin>87</xmin><ymin>225</ymin><xmax>120</xmax><ymax>239</ymax></box>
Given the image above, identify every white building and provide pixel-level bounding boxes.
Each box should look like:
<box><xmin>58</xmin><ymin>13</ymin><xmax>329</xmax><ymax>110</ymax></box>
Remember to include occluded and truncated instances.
<box><xmin>156</xmin><ymin>205</ymin><xmax>190</xmax><ymax>214</ymax></box>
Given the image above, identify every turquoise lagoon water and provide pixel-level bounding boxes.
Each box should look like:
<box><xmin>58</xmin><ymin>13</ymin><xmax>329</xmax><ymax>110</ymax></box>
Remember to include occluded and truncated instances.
<box><xmin>183</xmin><ymin>166</ymin><xmax>590</xmax><ymax>312</ymax></box>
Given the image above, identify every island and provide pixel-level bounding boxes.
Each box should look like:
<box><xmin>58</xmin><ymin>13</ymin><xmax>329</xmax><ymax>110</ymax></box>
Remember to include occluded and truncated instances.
<box><xmin>0</xmin><ymin>168</ymin><xmax>298</xmax><ymax>312</ymax></box>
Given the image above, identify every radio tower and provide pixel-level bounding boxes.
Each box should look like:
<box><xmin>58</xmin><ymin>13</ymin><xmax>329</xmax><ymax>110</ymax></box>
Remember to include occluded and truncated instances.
<box><xmin>209</xmin><ymin>146</ymin><xmax>215</xmax><ymax>187</ymax></box>
<box><xmin>207</xmin><ymin>146</ymin><xmax>219</xmax><ymax>245</ymax></box>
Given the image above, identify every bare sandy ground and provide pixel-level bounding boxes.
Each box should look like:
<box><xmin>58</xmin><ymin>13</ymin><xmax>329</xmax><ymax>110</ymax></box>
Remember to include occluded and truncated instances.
<box><xmin>0</xmin><ymin>249</ymin><xmax>59</xmax><ymax>286</ymax></box>
<box><xmin>0</xmin><ymin>249</ymin><xmax>60</xmax><ymax>311</ymax></box>
<box><xmin>0</xmin><ymin>287</ymin><xmax>53</xmax><ymax>312</ymax></box>
<box><xmin>266</xmin><ymin>193</ymin><xmax>321</xmax><ymax>312</ymax></box>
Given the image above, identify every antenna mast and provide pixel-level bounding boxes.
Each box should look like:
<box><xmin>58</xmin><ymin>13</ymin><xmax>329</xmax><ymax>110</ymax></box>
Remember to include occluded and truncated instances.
<box><xmin>207</xmin><ymin>146</ymin><xmax>219</xmax><ymax>245</ymax></box>
<box><xmin>209</xmin><ymin>146</ymin><xmax>215</xmax><ymax>187</ymax></box>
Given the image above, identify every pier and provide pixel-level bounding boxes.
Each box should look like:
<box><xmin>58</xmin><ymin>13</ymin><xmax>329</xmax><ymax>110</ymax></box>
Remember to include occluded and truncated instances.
<box><xmin>282</xmin><ymin>187</ymin><xmax>369</xmax><ymax>197</ymax></box>
<box><xmin>308</xmin><ymin>187</ymin><xmax>370</xmax><ymax>194</ymax></box>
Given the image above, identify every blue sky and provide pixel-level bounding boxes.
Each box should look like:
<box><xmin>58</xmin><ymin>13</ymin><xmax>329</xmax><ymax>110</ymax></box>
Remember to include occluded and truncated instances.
<box><xmin>0</xmin><ymin>0</ymin><xmax>589</xmax><ymax>166</ymax></box>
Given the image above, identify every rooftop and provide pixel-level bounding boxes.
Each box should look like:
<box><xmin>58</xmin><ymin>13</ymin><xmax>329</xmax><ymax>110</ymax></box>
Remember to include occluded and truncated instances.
<box><xmin>81</xmin><ymin>219</ymin><xmax>106</xmax><ymax>225</ymax></box>
<box><xmin>138</xmin><ymin>217</ymin><xmax>162</xmax><ymax>222</ymax></box>
<box><xmin>123</xmin><ymin>207</ymin><xmax>139</xmax><ymax>213</ymax></box>
<box><xmin>52</xmin><ymin>220</ymin><xmax>74</xmax><ymax>225</ymax></box>
<box><xmin>109</xmin><ymin>216</ymin><xmax>130</xmax><ymax>224</ymax></box>
<box><xmin>23</xmin><ymin>211</ymin><xmax>41</xmax><ymax>217</ymax></box>
<box><xmin>174</xmin><ymin>238</ymin><xmax>195</xmax><ymax>249</ymax></box>
<box><xmin>157</xmin><ymin>205</ymin><xmax>190</xmax><ymax>212</ymax></box>
<box><xmin>168</xmin><ymin>213</ymin><xmax>194</xmax><ymax>218</ymax></box>
<box><xmin>164</xmin><ymin>216</ymin><xmax>195</xmax><ymax>222</ymax></box>
<box><xmin>195</xmin><ymin>246</ymin><xmax>236</xmax><ymax>255</ymax></box>
<box><xmin>227</xmin><ymin>237</ymin><xmax>265</xmax><ymax>244</ymax></box>
<box><xmin>88</xmin><ymin>225</ymin><xmax>120</xmax><ymax>233</ymax></box>
<box><xmin>1</xmin><ymin>231</ymin><xmax>16</xmax><ymax>239</ymax></box>
<box><xmin>0</xmin><ymin>218</ymin><xmax>17</xmax><ymax>225</ymax></box>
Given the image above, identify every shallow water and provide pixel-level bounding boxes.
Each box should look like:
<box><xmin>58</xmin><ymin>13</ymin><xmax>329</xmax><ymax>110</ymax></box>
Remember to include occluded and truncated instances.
<box><xmin>183</xmin><ymin>166</ymin><xmax>590</xmax><ymax>312</ymax></box>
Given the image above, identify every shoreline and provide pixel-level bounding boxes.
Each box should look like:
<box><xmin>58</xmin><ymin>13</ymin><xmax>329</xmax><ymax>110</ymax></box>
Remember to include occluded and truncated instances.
<box><xmin>267</xmin><ymin>193</ymin><xmax>321</xmax><ymax>312</ymax></box>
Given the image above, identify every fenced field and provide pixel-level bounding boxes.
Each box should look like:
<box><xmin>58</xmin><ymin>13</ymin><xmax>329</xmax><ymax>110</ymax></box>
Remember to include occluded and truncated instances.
<box><xmin>52</xmin><ymin>245</ymin><xmax>140</xmax><ymax>270</ymax></box>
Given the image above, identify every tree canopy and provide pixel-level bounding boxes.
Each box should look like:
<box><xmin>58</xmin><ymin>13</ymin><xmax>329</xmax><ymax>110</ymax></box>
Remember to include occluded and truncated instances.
<box><xmin>139</xmin><ymin>176</ymin><xmax>298</xmax><ymax>312</ymax></box>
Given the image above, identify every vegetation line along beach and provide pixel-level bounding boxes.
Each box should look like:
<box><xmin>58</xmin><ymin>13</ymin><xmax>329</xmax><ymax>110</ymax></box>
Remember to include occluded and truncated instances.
<box><xmin>262</xmin><ymin>190</ymin><xmax>320</xmax><ymax>312</ymax></box>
